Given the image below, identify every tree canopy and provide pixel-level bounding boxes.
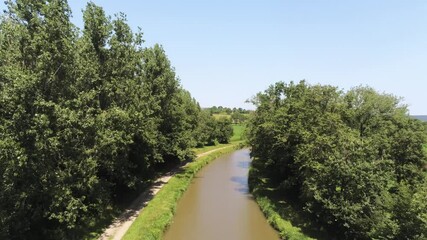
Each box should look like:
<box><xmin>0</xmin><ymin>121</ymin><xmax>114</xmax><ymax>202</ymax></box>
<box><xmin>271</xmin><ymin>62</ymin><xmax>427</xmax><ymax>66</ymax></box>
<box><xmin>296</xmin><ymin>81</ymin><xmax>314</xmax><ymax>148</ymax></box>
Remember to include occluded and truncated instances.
<box><xmin>0</xmin><ymin>1</ymin><xmax>233</xmax><ymax>239</ymax></box>
<box><xmin>247</xmin><ymin>80</ymin><xmax>427</xmax><ymax>239</ymax></box>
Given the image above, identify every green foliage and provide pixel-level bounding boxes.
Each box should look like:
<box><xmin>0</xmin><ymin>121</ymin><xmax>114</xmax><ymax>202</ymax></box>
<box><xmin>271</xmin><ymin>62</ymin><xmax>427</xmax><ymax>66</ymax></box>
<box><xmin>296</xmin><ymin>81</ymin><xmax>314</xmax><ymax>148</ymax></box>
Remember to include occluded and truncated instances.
<box><xmin>247</xmin><ymin>80</ymin><xmax>427</xmax><ymax>239</ymax></box>
<box><xmin>206</xmin><ymin>106</ymin><xmax>251</xmax><ymax>115</ymax></box>
<box><xmin>230</xmin><ymin>111</ymin><xmax>249</xmax><ymax>123</ymax></box>
<box><xmin>191</xmin><ymin>126</ymin><xmax>245</xmax><ymax>155</ymax></box>
<box><xmin>207</xmin><ymin>106</ymin><xmax>250</xmax><ymax>123</ymax></box>
<box><xmin>0</xmin><ymin>1</ymin><xmax>210</xmax><ymax>239</ymax></box>
<box><xmin>230</xmin><ymin>124</ymin><xmax>245</xmax><ymax>142</ymax></box>
<box><xmin>215</xmin><ymin>118</ymin><xmax>233</xmax><ymax>144</ymax></box>
<box><xmin>393</xmin><ymin>181</ymin><xmax>427</xmax><ymax>239</ymax></box>
<box><xmin>193</xmin><ymin>111</ymin><xmax>234</xmax><ymax>146</ymax></box>
<box><xmin>249</xmin><ymin>158</ymin><xmax>315</xmax><ymax>240</ymax></box>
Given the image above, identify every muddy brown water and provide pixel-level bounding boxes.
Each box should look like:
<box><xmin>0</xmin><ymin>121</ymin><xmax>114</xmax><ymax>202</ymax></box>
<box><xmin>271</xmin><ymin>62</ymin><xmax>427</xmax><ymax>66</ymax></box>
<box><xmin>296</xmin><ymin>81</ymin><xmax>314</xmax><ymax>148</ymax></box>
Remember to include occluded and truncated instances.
<box><xmin>163</xmin><ymin>149</ymin><xmax>279</xmax><ymax>240</ymax></box>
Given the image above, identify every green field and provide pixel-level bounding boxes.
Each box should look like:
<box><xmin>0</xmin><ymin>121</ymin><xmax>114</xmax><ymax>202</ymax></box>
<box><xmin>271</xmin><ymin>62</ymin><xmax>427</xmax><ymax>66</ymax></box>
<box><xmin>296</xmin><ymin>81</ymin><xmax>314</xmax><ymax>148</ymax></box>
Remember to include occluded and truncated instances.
<box><xmin>212</xmin><ymin>113</ymin><xmax>251</xmax><ymax>121</ymax></box>
<box><xmin>231</xmin><ymin>124</ymin><xmax>245</xmax><ymax>142</ymax></box>
<box><xmin>212</xmin><ymin>113</ymin><xmax>231</xmax><ymax>120</ymax></box>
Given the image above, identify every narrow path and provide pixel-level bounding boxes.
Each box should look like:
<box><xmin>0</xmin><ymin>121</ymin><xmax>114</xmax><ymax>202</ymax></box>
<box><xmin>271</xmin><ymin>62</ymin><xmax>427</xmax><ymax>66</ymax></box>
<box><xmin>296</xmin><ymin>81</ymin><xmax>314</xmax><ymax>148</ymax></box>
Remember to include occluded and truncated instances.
<box><xmin>194</xmin><ymin>146</ymin><xmax>232</xmax><ymax>158</ymax></box>
<box><xmin>99</xmin><ymin>145</ymin><xmax>234</xmax><ymax>240</ymax></box>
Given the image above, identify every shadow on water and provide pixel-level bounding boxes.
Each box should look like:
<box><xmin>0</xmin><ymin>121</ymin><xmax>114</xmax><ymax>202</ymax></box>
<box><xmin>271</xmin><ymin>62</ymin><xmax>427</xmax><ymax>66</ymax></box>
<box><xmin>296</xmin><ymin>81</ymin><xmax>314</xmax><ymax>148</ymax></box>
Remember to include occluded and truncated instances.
<box><xmin>240</xmin><ymin>150</ymin><xmax>251</xmax><ymax>158</ymax></box>
<box><xmin>236</xmin><ymin>160</ymin><xmax>250</xmax><ymax>169</ymax></box>
<box><xmin>230</xmin><ymin>176</ymin><xmax>250</xmax><ymax>194</ymax></box>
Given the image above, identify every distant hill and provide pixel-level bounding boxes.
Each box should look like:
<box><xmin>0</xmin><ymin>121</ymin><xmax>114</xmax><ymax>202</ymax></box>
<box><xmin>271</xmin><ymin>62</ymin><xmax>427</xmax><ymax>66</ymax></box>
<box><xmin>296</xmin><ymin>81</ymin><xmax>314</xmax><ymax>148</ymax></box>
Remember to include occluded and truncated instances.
<box><xmin>411</xmin><ymin>115</ymin><xmax>427</xmax><ymax>122</ymax></box>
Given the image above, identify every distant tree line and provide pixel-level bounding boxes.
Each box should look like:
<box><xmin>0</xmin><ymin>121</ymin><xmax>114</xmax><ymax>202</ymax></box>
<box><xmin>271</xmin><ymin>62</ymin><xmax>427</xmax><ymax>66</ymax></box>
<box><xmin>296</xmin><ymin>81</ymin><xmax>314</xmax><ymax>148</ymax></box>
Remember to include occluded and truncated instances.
<box><xmin>205</xmin><ymin>106</ymin><xmax>251</xmax><ymax>115</ymax></box>
<box><xmin>205</xmin><ymin>106</ymin><xmax>251</xmax><ymax>123</ymax></box>
<box><xmin>0</xmin><ymin>1</ymin><xmax>232</xmax><ymax>239</ymax></box>
<box><xmin>248</xmin><ymin>81</ymin><xmax>427</xmax><ymax>239</ymax></box>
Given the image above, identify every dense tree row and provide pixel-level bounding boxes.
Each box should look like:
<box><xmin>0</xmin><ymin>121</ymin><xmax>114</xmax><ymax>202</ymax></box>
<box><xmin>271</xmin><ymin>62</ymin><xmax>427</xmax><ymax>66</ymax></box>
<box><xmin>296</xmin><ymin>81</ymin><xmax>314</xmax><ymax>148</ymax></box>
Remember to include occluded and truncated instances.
<box><xmin>205</xmin><ymin>105</ymin><xmax>251</xmax><ymax>115</ymax></box>
<box><xmin>204</xmin><ymin>106</ymin><xmax>250</xmax><ymax>123</ymax></box>
<box><xmin>248</xmin><ymin>81</ymin><xmax>427</xmax><ymax>239</ymax></box>
<box><xmin>0</xmin><ymin>1</ymin><xmax>232</xmax><ymax>239</ymax></box>
<box><xmin>194</xmin><ymin>110</ymin><xmax>233</xmax><ymax>146</ymax></box>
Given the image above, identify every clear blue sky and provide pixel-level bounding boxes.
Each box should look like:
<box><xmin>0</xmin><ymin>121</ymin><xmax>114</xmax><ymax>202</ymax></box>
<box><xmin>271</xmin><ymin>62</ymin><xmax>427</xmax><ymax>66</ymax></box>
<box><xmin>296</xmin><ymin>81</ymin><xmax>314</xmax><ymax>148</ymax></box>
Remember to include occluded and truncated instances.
<box><xmin>3</xmin><ymin>1</ymin><xmax>427</xmax><ymax>114</ymax></box>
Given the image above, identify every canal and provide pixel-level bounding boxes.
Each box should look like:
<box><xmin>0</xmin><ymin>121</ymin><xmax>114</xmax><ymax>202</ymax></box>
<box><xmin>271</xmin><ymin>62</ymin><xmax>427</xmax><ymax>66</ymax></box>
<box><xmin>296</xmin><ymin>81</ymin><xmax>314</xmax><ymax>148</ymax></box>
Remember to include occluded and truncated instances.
<box><xmin>163</xmin><ymin>149</ymin><xmax>279</xmax><ymax>240</ymax></box>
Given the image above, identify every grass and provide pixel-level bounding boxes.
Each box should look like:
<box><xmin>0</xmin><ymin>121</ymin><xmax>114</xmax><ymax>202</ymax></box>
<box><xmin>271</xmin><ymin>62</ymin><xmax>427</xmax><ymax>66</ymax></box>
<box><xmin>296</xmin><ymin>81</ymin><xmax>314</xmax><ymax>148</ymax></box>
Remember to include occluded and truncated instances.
<box><xmin>212</xmin><ymin>113</ymin><xmax>251</xmax><ymax>121</ymax></box>
<box><xmin>249</xmin><ymin>158</ymin><xmax>330</xmax><ymax>240</ymax></box>
<box><xmin>122</xmin><ymin>145</ymin><xmax>242</xmax><ymax>240</ymax></box>
<box><xmin>231</xmin><ymin>124</ymin><xmax>245</xmax><ymax>142</ymax></box>
<box><xmin>254</xmin><ymin>196</ymin><xmax>314</xmax><ymax>240</ymax></box>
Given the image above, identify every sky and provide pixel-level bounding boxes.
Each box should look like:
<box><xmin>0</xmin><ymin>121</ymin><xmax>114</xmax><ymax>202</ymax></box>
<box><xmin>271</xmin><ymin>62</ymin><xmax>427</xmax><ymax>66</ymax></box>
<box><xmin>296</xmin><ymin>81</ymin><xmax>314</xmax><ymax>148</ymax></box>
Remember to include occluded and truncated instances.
<box><xmin>2</xmin><ymin>1</ymin><xmax>427</xmax><ymax>114</ymax></box>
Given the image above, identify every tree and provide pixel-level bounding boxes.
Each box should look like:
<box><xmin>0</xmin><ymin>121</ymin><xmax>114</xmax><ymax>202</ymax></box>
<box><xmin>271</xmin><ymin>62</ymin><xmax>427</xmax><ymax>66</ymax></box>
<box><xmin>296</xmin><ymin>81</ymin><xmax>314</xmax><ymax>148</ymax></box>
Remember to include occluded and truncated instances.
<box><xmin>0</xmin><ymin>1</ymin><xmax>207</xmax><ymax>238</ymax></box>
<box><xmin>247</xmin><ymin>80</ymin><xmax>427</xmax><ymax>239</ymax></box>
<box><xmin>142</xmin><ymin>44</ymin><xmax>195</xmax><ymax>162</ymax></box>
<box><xmin>215</xmin><ymin>118</ymin><xmax>233</xmax><ymax>143</ymax></box>
<box><xmin>0</xmin><ymin>0</ymin><xmax>105</xmax><ymax>238</ymax></box>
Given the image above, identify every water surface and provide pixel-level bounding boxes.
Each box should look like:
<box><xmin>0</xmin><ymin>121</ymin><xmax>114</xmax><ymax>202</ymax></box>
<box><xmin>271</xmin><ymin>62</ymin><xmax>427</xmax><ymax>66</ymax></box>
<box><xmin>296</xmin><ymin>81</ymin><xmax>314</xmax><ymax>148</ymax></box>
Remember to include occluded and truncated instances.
<box><xmin>163</xmin><ymin>149</ymin><xmax>279</xmax><ymax>240</ymax></box>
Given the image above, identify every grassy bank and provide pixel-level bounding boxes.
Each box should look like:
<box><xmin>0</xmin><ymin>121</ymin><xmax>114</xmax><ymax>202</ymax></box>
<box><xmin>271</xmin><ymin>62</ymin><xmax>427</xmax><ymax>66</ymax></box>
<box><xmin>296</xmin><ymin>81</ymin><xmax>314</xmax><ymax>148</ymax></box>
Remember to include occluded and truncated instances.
<box><xmin>122</xmin><ymin>144</ymin><xmax>242</xmax><ymax>240</ymax></box>
<box><xmin>249</xmin><ymin>158</ymin><xmax>329</xmax><ymax>240</ymax></box>
<box><xmin>230</xmin><ymin>124</ymin><xmax>245</xmax><ymax>142</ymax></box>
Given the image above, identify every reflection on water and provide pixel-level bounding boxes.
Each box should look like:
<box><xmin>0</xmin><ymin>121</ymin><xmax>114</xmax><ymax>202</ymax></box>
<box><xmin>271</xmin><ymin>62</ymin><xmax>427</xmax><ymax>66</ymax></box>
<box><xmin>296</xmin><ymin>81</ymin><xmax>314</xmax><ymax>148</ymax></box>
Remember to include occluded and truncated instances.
<box><xmin>163</xmin><ymin>149</ymin><xmax>279</xmax><ymax>240</ymax></box>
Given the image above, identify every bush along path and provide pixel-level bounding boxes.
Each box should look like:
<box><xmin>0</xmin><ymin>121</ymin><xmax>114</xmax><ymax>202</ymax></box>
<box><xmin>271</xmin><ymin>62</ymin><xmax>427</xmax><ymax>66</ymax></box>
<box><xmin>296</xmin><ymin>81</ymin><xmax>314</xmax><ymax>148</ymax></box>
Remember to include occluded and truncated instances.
<box><xmin>99</xmin><ymin>144</ymin><xmax>242</xmax><ymax>240</ymax></box>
